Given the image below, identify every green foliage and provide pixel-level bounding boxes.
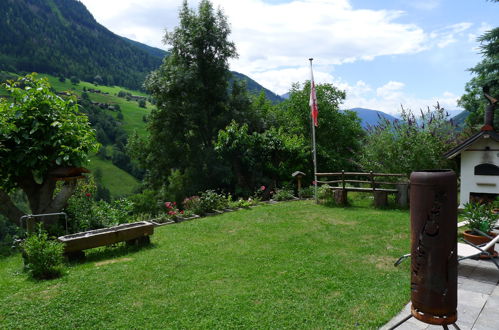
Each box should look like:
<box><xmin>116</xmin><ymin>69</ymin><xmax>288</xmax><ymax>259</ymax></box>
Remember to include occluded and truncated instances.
<box><xmin>183</xmin><ymin>196</ymin><xmax>204</xmax><ymax>215</ymax></box>
<box><xmin>21</xmin><ymin>226</ymin><xmax>64</xmax><ymax>280</ymax></box>
<box><xmin>357</xmin><ymin>105</ymin><xmax>460</xmax><ymax>175</ymax></box>
<box><xmin>273</xmin><ymin>188</ymin><xmax>295</xmax><ymax>201</ymax></box>
<box><xmin>0</xmin><ymin>0</ymin><xmax>165</xmax><ymax>90</ymax></box>
<box><xmin>300</xmin><ymin>186</ymin><xmax>315</xmax><ymax>198</ymax></box>
<box><xmin>65</xmin><ymin>178</ymin><xmax>134</xmax><ymax>232</ymax></box>
<box><xmin>0</xmin><ymin>74</ymin><xmax>99</xmax><ymax>191</ymax></box>
<box><xmin>459</xmin><ymin>21</ymin><xmax>499</xmax><ymax>128</ymax></box>
<box><xmin>462</xmin><ymin>202</ymin><xmax>497</xmax><ymax>234</ymax></box>
<box><xmin>140</xmin><ymin>0</ymin><xmax>237</xmax><ymax>194</ymax></box>
<box><xmin>200</xmin><ymin>190</ymin><xmax>229</xmax><ymax>212</ymax></box>
<box><xmin>182</xmin><ymin>190</ymin><xmax>229</xmax><ymax>215</ymax></box>
<box><xmin>278</xmin><ymin>82</ymin><xmax>364</xmax><ymax>172</ymax></box>
<box><xmin>215</xmin><ymin>121</ymin><xmax>308</xmax><ymax>196</ymax></box>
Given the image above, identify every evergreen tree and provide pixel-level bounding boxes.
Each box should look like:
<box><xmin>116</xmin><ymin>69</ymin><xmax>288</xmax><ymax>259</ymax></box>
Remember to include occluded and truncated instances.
<box><xmin>139</xmin><ymin>0</ymin><xmax>237</xmax><ymax>194</ymax></box>
<box><xmin>459</xmin><ymin>1</ymin><xmax>498</xmax><ymax>127</ymax></box>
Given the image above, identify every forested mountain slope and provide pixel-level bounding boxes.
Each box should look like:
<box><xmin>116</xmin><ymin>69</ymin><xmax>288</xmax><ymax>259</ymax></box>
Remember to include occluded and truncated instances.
<box><xmin>0</xmin><ymin>0</ymin><xmax>164</xmax><ymax>90</ymax></box>
<box><xmin>0</xmin><ymin>0</ymin><xmax>282</xmax><ymax>99</ymax></box>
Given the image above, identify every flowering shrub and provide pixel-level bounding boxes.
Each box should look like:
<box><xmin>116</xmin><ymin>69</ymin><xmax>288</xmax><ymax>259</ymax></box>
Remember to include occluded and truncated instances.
<box><xmin>65</xmin><ymin>178</ymin><xmax>134</xmax><ymax>232</ymax></box>
<box><xmin>183</xmin><ymin>190</ymin><xmax>229</xmax><ymax>215</ymax></box>
<box><xmin>200</xmin><ymin>190</ymin><xmax>228</xmax><ymax>212</ymax></box>
<box><xmin>253</xmin><ymin>185</ymin><xmax>269</xmax><ymax>201</ymax></box>
<box><xmin>183</xmin><ymin>196</ymin><xmax>205</xmax><ymax>215</ymax></box>
<box><xmin>164</xmin><ymin>201</ymin><xmax>181</xmax><ymax>218</ymax></box>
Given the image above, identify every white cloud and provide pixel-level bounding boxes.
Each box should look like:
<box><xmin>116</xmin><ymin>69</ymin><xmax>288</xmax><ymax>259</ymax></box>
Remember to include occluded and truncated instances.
<box><xmin>342</xmin><ymin>80</ymin><xmax>460</xmax><ymax>115</ymax></box>
<box><xmin>78</xmin><ymin>0</ymin><xmax>469</xmax><ymax>110</ymax></box>
<box><xmin>80</xmin><ymin>0</ymin><xmax>429</xmax><ymax>92</ymax></box>
<box><xmin>429</xmin><ymin>22</ymin><xmax>473</xmax><ymax>48</ymax></box>
<box><xmin>376</xmin><ymin>81</ymin><xmax>405</xmax><ymax>100</ymax></box>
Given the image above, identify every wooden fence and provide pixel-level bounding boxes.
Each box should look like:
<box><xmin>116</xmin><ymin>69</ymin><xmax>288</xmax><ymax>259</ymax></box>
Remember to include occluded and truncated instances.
<box><xmin>315</xmin><ymin>171</ymin><xmax>408</xmax><ymax>207</ymax></box>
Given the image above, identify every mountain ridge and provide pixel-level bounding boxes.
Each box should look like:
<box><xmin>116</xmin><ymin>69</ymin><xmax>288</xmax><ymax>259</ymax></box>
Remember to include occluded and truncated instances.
<box><xmin>0</xmin><ymin>0</ymin><xmax>281</xmax><ymax>100</ymax></box>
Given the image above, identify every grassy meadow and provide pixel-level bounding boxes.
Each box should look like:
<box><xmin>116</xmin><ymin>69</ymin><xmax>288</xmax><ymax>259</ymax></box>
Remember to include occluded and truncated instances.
<box><xmin>0</xmin><ymin>201</ymin><xmax>411</xmax><ymax>329</ymax></box>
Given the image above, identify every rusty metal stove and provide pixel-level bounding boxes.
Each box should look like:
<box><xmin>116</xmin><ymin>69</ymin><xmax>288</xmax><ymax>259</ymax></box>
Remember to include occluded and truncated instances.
<box><xmin>390</xmin><ymin>170</ymin><xmax>460</xmax><ymax>330</ymax></box>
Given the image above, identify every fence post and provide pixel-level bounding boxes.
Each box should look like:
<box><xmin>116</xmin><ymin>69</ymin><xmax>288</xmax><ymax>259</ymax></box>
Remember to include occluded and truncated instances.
<box><xmin>341</xmin><ymin>170</ymin><xmax>345</xmax><ymax>190</ymax></box>
<box><xmin>396</xmin><ymin>183</ymin><xmax>409</xmax><ymax>208</ymax></box>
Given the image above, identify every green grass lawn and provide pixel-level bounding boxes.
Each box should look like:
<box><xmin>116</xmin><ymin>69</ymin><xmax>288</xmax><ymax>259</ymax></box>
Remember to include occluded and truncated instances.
<box><xmin>0</xmin><ymin>201</ymin><xmax>411</xmax><ymax>329</ymax></box>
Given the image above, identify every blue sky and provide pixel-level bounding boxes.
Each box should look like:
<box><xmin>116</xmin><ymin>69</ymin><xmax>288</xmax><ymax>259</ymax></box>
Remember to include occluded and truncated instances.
<box><xmin>79</xmin><ymin>0</ymin><xmax>497</xmax><ymax>115</ymax></box>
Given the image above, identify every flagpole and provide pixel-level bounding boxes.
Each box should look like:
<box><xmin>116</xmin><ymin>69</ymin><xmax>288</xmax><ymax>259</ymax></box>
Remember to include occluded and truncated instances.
<box><xmin>309</xmin><ymin>58</ymin><xmax>318</xmax><ymax>204</ymax></box>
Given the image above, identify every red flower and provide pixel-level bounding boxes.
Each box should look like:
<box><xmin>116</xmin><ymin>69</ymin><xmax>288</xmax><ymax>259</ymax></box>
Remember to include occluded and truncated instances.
<box><xmin>165</xmin><ymin>202</ymin><xmax>172</xmax><ymax>208</ymax></box>
<box><xmin>168</xmin><ymin>210</ymin><xmax>176</xmax><ymax>215</ymax></box>
<box><xmin>173</xmin><ymin>202</ymin><xmax>177</xmax><ymax>205</ymax></box>
<box><xmin>260</xmin><ymin>185</ymin><xmax>266</xmax><ymax>191</ymax></box>
<box><xmin>180</xmin><ymin>210</ymin><xmax>184</xmax><ymax>214</ymax></box>
<box><xmin>85</xmin><ymin>193</ymin><xmax>91</xmax><ymax>197</ymax></box>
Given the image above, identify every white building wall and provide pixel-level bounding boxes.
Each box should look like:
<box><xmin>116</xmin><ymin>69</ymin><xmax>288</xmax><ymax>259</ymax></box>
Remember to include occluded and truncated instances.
<box><xmin>459</xmin><ymin>138</ymin><xmax>499</xmax><ymax>208</ymax></box>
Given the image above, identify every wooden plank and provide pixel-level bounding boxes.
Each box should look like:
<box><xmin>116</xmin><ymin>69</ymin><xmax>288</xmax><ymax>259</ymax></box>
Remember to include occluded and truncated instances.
<box><xmin>327</xmin><ymin>186</ymin><xmax>398</xmax><ymax>193</ymax></box>
<box><xmin>316</xmin><ymin>172</ymin><xmax>406</xmax><ymax>177</ymax></box>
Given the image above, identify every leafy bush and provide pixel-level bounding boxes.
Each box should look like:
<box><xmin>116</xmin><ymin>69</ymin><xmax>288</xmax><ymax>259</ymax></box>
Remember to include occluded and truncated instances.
<box><xmin>200</xmin><ymin>190</ymin><xmax>228</xmax><ymax>212</ymax></box>
<box><xmin>300</xmin><ymin>186</ymin><xmax>314</xmax><ymax>198</ymax></box>
<box><xmin>183</xmin><ymin>191</ymin><xmax>229</xmax><ymax>215</ymax></box>
<box><xmin>317</xmin><ymin>185</ymin><xmax>335</xmax><ymax>205</ymax></box>
<box><xmin>463</xmin><ymin>202</ymin><xmax>496</xmax><ymax>234</ymax></box>
<box><xmin>358</xmin><ymin>105</ymin><xmax>461</xmax><ymax>175</ymax></box>
<box><xmin>273</xmin><ymin>188</ymin><xmax>295</xmax><ymax>201</ymax></box>
<box><xmin>21</xmin><ymin>227</ymin><xmax>64</xmax><ymax>280</ymax></box>
<box><xmin>65</xmin><ymin>178</ymin><xmax>134</xmax><ymax>232</ymax></box>
<box><xmin>183</xmin><ymin>196</ymin><xmax>205</xmax><ymax>215</ymax></box>
<box><xmin>228</xmin><ymin>198</ymin><xmax>252</xmax><ymax>209</ymax></box>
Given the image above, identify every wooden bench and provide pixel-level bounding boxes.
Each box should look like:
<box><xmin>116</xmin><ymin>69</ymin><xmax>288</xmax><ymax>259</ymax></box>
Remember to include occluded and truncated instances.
<box><xmin>316</xmin><ymin>171</ymin><xmax>408</xmax><ymax>207</ymax></box>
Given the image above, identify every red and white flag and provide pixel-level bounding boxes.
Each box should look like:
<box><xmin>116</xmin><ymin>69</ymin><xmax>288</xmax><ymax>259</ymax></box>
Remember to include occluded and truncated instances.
<box><xmin>309</xmin><ymin>68</ymin><xmax>318</xmax><ymax>127</ymax></box>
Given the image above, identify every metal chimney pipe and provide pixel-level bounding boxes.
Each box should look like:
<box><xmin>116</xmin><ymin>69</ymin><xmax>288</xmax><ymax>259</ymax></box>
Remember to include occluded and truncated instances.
<box><xmin>409</xmin><ymin>170</ymin><xmax>457</xmax><ymax>326</ymax></box>
<box><xmin>482</xmin><ymin>90</ymin><xmax>497</xmax><ymax>131</ymax></box>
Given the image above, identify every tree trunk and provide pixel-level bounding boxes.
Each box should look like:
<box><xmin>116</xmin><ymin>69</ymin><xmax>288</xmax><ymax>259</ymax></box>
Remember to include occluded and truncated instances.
<box><xmin>0</xmin><ymin>189</ymin><xmax>25</xmax><ymax>226</ymax></box>
<box><xmin>1</xmin><ymin>175</ymin><xmax>77</xmax><ymax>227</ymax></box>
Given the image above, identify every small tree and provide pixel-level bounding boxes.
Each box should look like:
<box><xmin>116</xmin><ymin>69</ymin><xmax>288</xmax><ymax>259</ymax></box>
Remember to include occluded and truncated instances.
<box><xmin>357</xmin><ymin>104</ymin><xmax>461</xmax><ymax>175</ymax></box>
<box><xmin>0</xmin><ymin>74</ymin><xmax>99</xmax><ymax>226</ymax></box>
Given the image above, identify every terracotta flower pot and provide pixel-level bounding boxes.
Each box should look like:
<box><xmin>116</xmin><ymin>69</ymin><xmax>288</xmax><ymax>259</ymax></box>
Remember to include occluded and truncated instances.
<box><xmin>462</xmin><ymin>230</ymin><xmax>498</xmax><ymax>258</ymax></box>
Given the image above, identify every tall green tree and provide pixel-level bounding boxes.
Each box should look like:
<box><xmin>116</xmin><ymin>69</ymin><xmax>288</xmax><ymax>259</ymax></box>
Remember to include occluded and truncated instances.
<box><xmin>0</xmin><ymin>74</ymin><xmax>98</xmax><ymax>226</ymax></box>
<box><xmin>139</xmin><ymin>0</ymin><xmax>237</xmax><ymax>194</ymax></box>
<box><xmin>459</xmin><ymin>1</ymin><xmax>498</xmax><ymax>127</ymax></box>
<box><xmin>278</xmin><ymin>82</ymin><xmax>364</xmax><ymax>173</ymax></box>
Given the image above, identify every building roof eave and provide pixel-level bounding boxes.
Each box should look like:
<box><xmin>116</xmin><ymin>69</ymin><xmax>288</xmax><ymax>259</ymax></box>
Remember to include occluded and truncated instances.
<box><xmin>443</xmin><ymin>131</ymin><xmax>499</xmax><ymax>159</ymax></box>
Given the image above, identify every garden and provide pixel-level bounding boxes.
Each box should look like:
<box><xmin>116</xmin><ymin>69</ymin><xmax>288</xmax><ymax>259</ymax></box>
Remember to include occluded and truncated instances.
<box><xmin>0</xmin><ymin>198</ymin><xmax>412</xmax><ymax>329</ymax></box>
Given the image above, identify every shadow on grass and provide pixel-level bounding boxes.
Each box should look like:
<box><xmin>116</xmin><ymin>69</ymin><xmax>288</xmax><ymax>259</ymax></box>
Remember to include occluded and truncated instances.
<box><xmin>67</xmin><ymin>242</ymin><xmax>157</xmax><ymax>265</ymax></box>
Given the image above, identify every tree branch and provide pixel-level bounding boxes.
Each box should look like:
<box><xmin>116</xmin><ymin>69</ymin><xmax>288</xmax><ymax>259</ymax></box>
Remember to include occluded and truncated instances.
<box><xmin>0</xmin><ymin>189</ymin><xmax>25</xmax><ymax>226</ymax></box>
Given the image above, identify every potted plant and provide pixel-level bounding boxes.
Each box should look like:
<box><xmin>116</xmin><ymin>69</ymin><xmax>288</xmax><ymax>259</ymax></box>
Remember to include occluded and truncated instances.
<box><xmin>462</xmin><ymin>202</ymin><xmax>498</xmax><ymax>257</ymax></box>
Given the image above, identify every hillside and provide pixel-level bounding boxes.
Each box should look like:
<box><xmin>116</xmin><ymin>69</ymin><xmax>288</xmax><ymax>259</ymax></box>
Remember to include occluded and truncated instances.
<box><xmin>231</xmin><ymin>72</ymin><xmax>283</xmax><ymax>103</ymax></box>
<box><xmin>1</xmin><ymin>71</ymin><xmax>145</xmax><ymax>197</ymax></box>
<box><xmin>0</xmin><ymin>0</ymin><xmax>163</xmax><ymax>90</ymax></box>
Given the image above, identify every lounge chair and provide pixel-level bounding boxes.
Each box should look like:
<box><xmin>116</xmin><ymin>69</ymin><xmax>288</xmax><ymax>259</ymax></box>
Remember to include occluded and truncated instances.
<box><xmin>457</xmin><ymin>234</ymin><xmax>499</xmax><ymax>271</ymax></box>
